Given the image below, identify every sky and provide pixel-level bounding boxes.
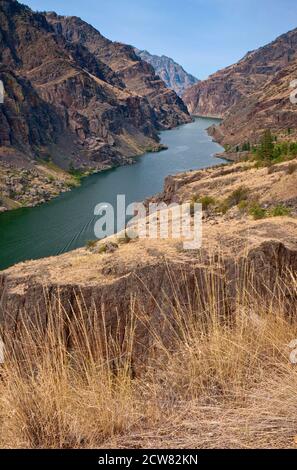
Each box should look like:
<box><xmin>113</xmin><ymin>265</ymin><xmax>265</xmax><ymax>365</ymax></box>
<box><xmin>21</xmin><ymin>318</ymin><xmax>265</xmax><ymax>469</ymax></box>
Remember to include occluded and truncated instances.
<box><xmin>24</xmin><ymin>0</ymin><xmax>297</xmax><ymax>79</ymax></box>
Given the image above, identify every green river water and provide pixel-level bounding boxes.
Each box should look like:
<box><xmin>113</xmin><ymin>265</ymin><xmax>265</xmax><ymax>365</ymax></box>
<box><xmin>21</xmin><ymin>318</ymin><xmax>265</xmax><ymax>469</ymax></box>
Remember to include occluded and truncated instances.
<box><xmin>0</xmin><ymin>117</ymin><xmax>223</xmax><ymax>270</ymax></box>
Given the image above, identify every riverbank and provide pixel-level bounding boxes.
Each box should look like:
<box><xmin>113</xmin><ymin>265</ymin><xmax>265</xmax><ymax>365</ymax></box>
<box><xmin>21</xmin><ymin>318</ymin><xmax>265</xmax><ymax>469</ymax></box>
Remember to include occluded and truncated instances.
<box><xmin>0</xmin><ymin>142</ymin><xmax>168</xmax><ymax>213</ymax></box>
<box><xmin>0</xmin><ymin>118</ymin><xmax>223</xmax><ymax>269</ymax></box>
<box><xmin>0</xmin><ymin>160</ymin><xmax>78</xmax><ymax>213</ymax></box>
<box><xmin>193</xmin><ymin>113</ymin><xmax>223</xmax><ymax>120</ymax></box>
<box><xmin>214</xmin><ymin>150</ymin><xmax>250</xmax><ymax>162</ymax></box>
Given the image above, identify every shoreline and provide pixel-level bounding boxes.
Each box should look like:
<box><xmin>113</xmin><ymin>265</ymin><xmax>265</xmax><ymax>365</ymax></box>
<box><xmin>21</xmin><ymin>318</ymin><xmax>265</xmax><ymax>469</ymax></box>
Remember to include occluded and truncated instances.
<box><xmin>214</xmin><ymin>150</ymin><xmax>250</xmax><ymax>162</ymax></box>
<box><xmin>1</xmin><ymin>117</ymin><xmax>218</xmax><ymax>214</ymax></box>
<box><xmin>0</xmin><ymin>117</ymin><xmax>224</xmax><ymax>270</ymax></box>
<box><xmin>0</xmin><ymin>143</ymin><xmax>168</xmax><ymax>214</ymax></box>
<box><xmin>0</xmin><ymin>117</ymin><xmax>224</xmax><ymax>216</ymax></box>
<box><xmin>192</xmin><ymin>113</ymin><xmax>223</xmax><ymax>120</ymax></box>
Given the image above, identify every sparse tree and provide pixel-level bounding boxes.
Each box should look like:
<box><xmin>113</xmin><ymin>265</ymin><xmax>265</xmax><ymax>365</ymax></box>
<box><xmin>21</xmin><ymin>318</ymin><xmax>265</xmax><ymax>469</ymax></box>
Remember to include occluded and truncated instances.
<box><xmin>258</xmin><ymin>129</ymin><xmax>274</xmax><ymax>161</ymax></box>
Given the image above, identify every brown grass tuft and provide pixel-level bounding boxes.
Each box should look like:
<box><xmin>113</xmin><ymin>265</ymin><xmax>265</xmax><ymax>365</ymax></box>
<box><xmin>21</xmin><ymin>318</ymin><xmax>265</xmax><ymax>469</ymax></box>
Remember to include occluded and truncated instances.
<box><xmin>0</xmin><ymin>266</ymin><xmax>297</xmax><ymax>448</ymax></box>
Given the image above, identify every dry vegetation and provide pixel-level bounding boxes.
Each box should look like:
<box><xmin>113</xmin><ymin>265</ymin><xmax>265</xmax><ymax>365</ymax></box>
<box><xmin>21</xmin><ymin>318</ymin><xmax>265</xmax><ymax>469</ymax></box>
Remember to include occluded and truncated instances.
<box><xmin>0</xmin><ymin>264</ymin><xmax>297</xmax><ymax>449</ymax></box>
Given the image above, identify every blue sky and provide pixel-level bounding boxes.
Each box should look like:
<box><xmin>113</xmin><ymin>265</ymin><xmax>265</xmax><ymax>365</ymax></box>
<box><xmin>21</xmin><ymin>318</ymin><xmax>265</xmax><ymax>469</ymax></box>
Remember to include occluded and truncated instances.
<box><xmin>24</xmin><ymin>0</ymin><xmax>297</xmax><ymax>79</ymax></box>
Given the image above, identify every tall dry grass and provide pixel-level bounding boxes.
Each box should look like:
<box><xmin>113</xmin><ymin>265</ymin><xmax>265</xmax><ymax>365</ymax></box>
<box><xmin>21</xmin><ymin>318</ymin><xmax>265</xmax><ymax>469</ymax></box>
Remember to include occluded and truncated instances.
<box><xmin>0</xmin><ymin>266</ymin><xmax>297</xmax><ymax>448</ymax></box>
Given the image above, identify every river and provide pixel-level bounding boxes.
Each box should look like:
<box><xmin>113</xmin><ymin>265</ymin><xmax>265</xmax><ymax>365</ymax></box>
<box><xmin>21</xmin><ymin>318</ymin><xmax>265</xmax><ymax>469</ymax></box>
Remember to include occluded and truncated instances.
<box><xmin>0</xmin><ymin>117</ymin><xmax>223</xmax><ymax>270</ymax></box>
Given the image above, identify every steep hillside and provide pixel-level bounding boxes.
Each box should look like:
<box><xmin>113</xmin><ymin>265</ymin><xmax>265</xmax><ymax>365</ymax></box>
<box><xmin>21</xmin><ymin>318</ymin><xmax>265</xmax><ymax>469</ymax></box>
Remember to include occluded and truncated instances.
<box><xmin>208</xmin><ymin>58</ymin><xmax>297</xmax><ymax>147</ymax></box>
<box><xmin>46</xmin><ymin>13</ymin><xmax>190</xmax><ymax>129</ymax></box>
<box><xmin>0</xmin><ymin>0</ymin><xmax>190</xmax><ymax>210</ymax></box>
<box><xmin>183</xmin><ymin>27</ymin><xmax>297</xmax><ymax>118</ymax></box>
<box><xmin>134</xmin><ymin>49</ymin><xmax>199</xmax><ymax>96</ymax></box>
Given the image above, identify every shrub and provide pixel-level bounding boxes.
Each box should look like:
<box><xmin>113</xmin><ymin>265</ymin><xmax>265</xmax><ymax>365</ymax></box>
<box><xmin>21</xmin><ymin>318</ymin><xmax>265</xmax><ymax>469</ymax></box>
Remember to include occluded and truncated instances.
<box><xmin>227</xmin><ymin>186</ymin><xmax>249</xmax><ymax>207</ymax></box>
<box><xmin>238</xmin><ymin>200</ymin><xmax>249</xmax><ymax>213</ymax></box>
<box><xmin>269</xmin><ymin>205</ymin><xmax>291</xmax><ymax>217</ymax></box>
<box><xmin>249</xmin><ymin>204</ymin><xmax>267</xmax><ymax>220</ymax></box>
<box><xmin>191</xmin><ymin>194</ymin><xmax>200</xmax><ymax>204</ymax></box>
<box><xmin>86</xmin><ymin>240</ymin><xmax>97</xmax><ymax>250</ymax></box>
<box><xmin>257</xmin><ymin>129</ymin><xmax>274</xmax><ymax>161</ymax></box>
<box><xmin>254</xmin><ymin>130</ymin><xmax>297</xmax><ymax>163</ymax></box>
<box><xmin>241</xmin><ymin>142</ymin><xmax>251</xmax><ymax>152</ymax></box>
<box><xmin>199</xmin><ymin>196</ymin><xmax>216</xmax><ymax>210</ymax></box>
<box><xmin>216</xmin><ymin>200</ymin><xmax>229</xmax><ymax>215</ymax></box>
<box><xmin>69</xmin><ymin>166</ymin><xmax>86</xmax><ymax>183</ymax></box>
<box><xmin>191</xmin><ymin>195</ymin><xmax>216</xmax><ymax>212</ymax></box>
<box><xmin>98</xmin><ymin>244</ymin><xmax>107</xmax><ymax>253</ymax></box>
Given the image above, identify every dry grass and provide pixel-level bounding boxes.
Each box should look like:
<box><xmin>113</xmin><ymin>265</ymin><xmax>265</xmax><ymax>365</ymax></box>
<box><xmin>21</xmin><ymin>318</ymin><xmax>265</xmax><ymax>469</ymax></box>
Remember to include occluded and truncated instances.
<box><xmin>0</xmin><ymin>267</ymin><xmax>297</xmax><ymax>449</ymax></box>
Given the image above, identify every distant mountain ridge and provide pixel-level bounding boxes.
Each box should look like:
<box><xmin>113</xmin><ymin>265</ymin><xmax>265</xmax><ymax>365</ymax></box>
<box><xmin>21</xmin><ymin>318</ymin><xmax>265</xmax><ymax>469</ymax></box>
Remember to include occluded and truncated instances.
<box><xmin>183</xmin><ymin>27</ymin><xmax>297</xmax><ymax>147</ymax></box>
<box><xmin>134</xmin><ymin>49</ymin><xmax>199</xmax><ymax>96</ymax></box>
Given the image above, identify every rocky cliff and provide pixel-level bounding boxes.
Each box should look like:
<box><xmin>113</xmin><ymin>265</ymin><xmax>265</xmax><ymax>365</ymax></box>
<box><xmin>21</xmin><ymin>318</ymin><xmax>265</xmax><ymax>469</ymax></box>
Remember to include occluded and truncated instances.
<box><xmin>208</xmin><ymin>58</ymin><xmax>297</xmax><ymax>147</ymax></box>
<box><xmin>0</xmin><ymin>0</ymin><xmax>190</xmax><ymax>209</ymax></box>
<box><xmin>46</xmin><ymin>13</ymin><xmax>190</xmax><ymax>130</ymax></box>
<box><xmin>183</xmin><ymin>27</ymin><xmax>297</xmax><ymax>116</ymax></box>
<box><xmin>134</xmin><ymin>49</ymin><xmax>199</xmax><ymax>96</ymax></box>
<box><xmin>183</xmin><ymin>27</ymin><xmax>297</xmax><ymax>146</ymax></box>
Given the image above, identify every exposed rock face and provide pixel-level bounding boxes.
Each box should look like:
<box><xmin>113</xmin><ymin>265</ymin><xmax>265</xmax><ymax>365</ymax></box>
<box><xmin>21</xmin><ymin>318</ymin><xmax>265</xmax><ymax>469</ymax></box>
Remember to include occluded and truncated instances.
<box><xmin>208</xmin><ymin>59</ymin><xmax>297</xmax><ymax>147</ymax></box>
<box><xmin>134</xmin><ymin>49</ymin><xmax>199</xmax><ymax>96</ymax></box>
<box><xmin>184</xmin><ymin>28</ymin><xmax>297</xmax><ymax>116</ymax></box>
<box><xmin>0</xmin><ymin>67</ymin><xmax>63</xmax><ymax>155</ymax></box>
<box><xmin>183</xmin><ymin>28</ymin><xmax>297</xmax><ymax>145</ymax></box>
<box><xmin>1</xmin><ymin>235</ymin><xmax>296</xmax><ymax>334</ymax></box>
<box><xmin>45</xmin><ymin>13</ymin><xmax>190</xmax><ymax>130</ymax></box>
<box><xmin>0</xmin><ymin>0</ymin><xmax>190</xmax><ymax>209</ymax></box>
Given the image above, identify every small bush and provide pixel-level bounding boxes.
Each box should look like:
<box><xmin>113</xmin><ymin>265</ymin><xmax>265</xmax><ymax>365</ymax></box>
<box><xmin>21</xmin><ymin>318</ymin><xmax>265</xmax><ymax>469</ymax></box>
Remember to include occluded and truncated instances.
<box><xmin>269</xmin><ymin>205</ymin><xmax>291</xmax><ymax>217</ymax></box>
<box><xmin>98</xmin><ymin>244</ymin><xmax>107</xmax><ymax>254</ymax></box>
<box><xmin>191</xmin><ymin>194</ymin><xmax>200</xmax><ymax>204</ymax></box>
<box><xmin>86</xmin><ymin>240</ymin><xmax>97</xmax><ymax>250</ymax></box>
<box><xmin>254</xmin><ymin>160</ymin><xmax>265</xmax><ymax>169</ymax></box>
<box><xmin>190</xmin><ymin>195</ymin><xmax>216</xmax><ymax>215</ymax></box>
<box><xmin>69</xmin><ymin>167</ymin><xmax>86</xmax><ymax>182</ymax></box>
<box><xmin>199</xmin><ymin>196</ymin><xmax>216</xmax><ymax>209</ymax></box>
<box><xmin>199</xmin><ymin>196</ymin><xmax>216</xmax><ymax>210</ymax></box>
<box><xmin>227</xmin><ymin>186</ymin><xmax>250</xmax><ymax>207</ymax></box>
<box><xmin>238</xmin><ymin>200</ymin><xmax>249</xmax><ymax>213</ymax></box>
<box><xmin>249</xmin><ymin>204</ymin><xmax>267</xmax><ymax>220</ymax></box>
<box><xmin>216</xmin><ymin>200</ymin><xmax>229</xmax><ymax>215</ymax></box>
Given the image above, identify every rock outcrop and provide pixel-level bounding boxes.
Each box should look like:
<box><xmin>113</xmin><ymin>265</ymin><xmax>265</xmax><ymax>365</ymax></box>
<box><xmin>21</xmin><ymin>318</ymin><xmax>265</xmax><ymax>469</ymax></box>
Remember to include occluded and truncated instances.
<box><xmin>134</xmin><ymin>49</ymin><xmax>199</xmax><ymax>96</ymax></box>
